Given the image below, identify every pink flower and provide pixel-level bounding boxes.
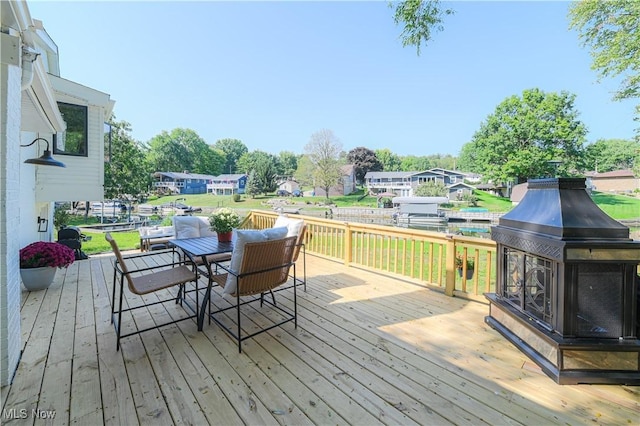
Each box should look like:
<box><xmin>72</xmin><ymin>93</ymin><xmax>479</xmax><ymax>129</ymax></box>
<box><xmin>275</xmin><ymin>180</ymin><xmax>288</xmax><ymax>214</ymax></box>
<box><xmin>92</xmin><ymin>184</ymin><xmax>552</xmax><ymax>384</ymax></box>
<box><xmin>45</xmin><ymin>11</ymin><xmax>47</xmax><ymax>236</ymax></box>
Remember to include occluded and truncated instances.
<box><xmin>19</xmin><ymin>242</ymin><xmax>75</xmax><ymax>269</ymax></box>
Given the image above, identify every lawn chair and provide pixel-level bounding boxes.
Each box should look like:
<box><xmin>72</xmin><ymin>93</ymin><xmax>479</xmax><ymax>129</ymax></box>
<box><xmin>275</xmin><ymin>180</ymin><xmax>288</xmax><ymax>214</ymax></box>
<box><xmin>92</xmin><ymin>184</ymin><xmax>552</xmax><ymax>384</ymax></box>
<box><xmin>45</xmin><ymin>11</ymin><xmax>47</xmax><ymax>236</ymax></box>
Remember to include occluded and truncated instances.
<box><xmin>208</xmin><ymin>236</ymin><xmax>298</xmax><ymax>352</ymax></box>
<box><xmin>106</xmin><ymin>232</ymin><xmax>199</xmax><ymax>350</ymax></box>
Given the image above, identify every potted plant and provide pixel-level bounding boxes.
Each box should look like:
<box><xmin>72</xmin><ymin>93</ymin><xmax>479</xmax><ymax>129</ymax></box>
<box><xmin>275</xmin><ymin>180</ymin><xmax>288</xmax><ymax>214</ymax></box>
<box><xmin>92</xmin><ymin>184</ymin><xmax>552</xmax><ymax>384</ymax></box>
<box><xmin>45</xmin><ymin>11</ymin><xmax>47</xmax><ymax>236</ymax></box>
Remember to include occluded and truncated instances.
<box><xmin>19</xmin><ymin>241</ymin><xmax>75</xmax><ymax>291</ymax></box>
<box><xmin>209</xmin><ymin>208</ymin><xmax>242</xmax><ymax>242</ymax></box>
<box><xmin>455</xmin><ymin>253</ymin><xmax>475</xmax><ymax>279</ymax></box>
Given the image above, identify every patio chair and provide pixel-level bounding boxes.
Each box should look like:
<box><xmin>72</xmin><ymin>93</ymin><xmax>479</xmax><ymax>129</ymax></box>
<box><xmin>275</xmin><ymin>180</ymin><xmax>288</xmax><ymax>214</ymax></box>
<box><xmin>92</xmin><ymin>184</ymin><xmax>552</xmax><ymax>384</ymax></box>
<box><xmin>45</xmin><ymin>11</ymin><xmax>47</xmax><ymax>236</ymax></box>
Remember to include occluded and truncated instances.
<box><xmin>273</xmin><ymin>216</ymin><xmax>307</xmax><ymax>291</ymax></box>
<box><xmin>208</xmin><ymin>235</ymin><xmax>298</xmax><ymax>352</ymax></box>
<box><xmin>105</xmin><ymin>232</ymin><xmax>199</xmax><ymax>351</ymax></box>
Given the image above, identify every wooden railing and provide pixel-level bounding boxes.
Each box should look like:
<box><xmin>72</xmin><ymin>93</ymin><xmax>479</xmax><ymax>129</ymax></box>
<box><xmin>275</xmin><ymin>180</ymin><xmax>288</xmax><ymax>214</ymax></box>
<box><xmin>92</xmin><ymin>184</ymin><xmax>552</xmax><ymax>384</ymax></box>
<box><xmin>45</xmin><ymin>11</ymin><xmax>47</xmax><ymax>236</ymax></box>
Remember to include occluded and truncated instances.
<box><xmin>243</xmin><ymin>210</ymin><xmax>497</xmax><ymax>301</ymax></box>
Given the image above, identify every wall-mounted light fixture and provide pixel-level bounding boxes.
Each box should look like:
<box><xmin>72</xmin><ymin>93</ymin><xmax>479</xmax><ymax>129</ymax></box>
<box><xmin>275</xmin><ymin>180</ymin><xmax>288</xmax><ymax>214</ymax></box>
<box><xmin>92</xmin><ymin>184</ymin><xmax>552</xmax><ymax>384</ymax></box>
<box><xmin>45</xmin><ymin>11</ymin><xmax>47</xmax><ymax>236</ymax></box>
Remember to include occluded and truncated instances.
<box><xmin>37</xmin><ymin>216</ymin><xmax>48</xmax><ymax>232</ymax></box>
<box><xmin>20</xmin><ymin>137</ymin><xmax>66</xmax><ymax>167</ymax></box>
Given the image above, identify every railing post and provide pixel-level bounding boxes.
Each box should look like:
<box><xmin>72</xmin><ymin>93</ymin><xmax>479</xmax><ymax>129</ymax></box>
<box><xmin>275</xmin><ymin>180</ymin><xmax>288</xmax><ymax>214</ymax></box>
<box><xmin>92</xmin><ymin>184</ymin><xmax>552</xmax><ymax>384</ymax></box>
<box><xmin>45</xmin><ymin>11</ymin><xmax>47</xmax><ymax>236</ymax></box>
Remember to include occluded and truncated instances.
<box><xmin>445</xmin><ymin>235</ymin><xmax>455</xmax><ymax>296</ymax></box>
<box><xmin>344</xmin><ymin>222</ymin><xmax>352</xmax><ymax>266</ymax></box>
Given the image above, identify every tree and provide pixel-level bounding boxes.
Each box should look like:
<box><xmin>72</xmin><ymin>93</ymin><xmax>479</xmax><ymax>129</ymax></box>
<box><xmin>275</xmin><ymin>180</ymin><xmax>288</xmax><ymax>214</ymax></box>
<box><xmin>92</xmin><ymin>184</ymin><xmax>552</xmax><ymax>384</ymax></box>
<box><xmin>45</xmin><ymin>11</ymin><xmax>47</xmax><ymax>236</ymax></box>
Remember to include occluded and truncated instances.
<box><xmin>253</xmin><ymin>156</ymin><xmax>279</xmax><ymax>195</ymax></box>
<box><xmin>104</xmin><ymin>118</ymin><xmax>152</xmax><ymax>201</ymax></box>
<box><xmin>293</xmin><ymin>155</ymin><xmax>315</xmax><ymax>188</ymax></box>
<box><xmin>462</xmin><ymin>88</ymin><xmax>587</xmax><ymax>183</ymax></box>
<box><xmin>347</xmin><ymin>147</ymin><xmax>383</xmax><ymax>183</ymax></box>
<box><xmin>214</xmin><ymin>138</ymin><xmax>248</xmax><ymax>174</ymax></box>
<box><xmin>569</xmin><ymin>1</ymin><xmax>640</xmax><ymax>127</ymax></box>
<box><xmin>146</xmin><ymin>128</ymin><xmax>221</xmax><ymax>174</ymax></box>
<box><xmin>414</xmin><ymin>180</ymin><xmax>447</xmax><ymax>196</ymax></box>
<box><xmin>236</xmin><ymin>150</ymin><xmax>280</xmax><ymax>175</ymax></box>
<box><xmin>244</xmin><ymin>170</ymin><xmax>261</xmax><ymax>198</ymax></box>
<box><xmin>390</xmin><ymin>0</ymin><xmax>455</xmax><ymax>55</ymax></box>
<box><xmin>278</xmin><ymin>151</ymin><xmax>299</xmax><ymax>176</ymax></box>
<box><xmin>304</xmin><ymin>129</ymin><xmax>343</xmax><ymax>199</ymax></box>
<box><xmin>400</xmin><ymin>155</ymin><xmax>432</xmax><ymax>171</ymax></box>
<box><xmin>583</xmin><ymin>138</ymin><xmax>640</xmax><ymax>172</ymax></box>
<box><xmin>375</xmin><ymin>148</ymin><xmax>402</xmax><ymax>171</ymax></box>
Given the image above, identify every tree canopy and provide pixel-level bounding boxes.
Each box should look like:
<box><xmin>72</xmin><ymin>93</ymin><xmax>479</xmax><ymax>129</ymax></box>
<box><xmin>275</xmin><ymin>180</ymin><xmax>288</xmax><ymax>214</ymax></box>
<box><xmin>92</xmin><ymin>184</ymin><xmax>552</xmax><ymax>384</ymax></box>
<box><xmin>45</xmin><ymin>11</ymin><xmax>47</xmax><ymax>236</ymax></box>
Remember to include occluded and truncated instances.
<box><xmin>214</xmin><ymin>138</ymin><xmax>248</xmax><ymax>174</ymax></box>
<box><xmin>104</xmin><ymin>118</ymin><xmax>151</xmax><ymax>201</ymax></box>
<box><xmin>391</xmin><ymin>0</ymin><xmax>454</xmax><ymax>55</ymax></box>
<box><xmin>583</xmin><ymin>138</ymin><xmax>640</xmax><ymax>173</ymax></box>
<box><xmin>304</xmin><ymin>129</ymin><xmax>343</xmax><ymax>199</ymax></box>
<box><xmin>347</xmin><ymin>147</ymin><xmax>383</xmax><ymax>183</ymax></box>
<box><xmin>375</xmin><ymin>148</ymin><xmax>402</xmax><ymax>171</ymax></box>
<box><xmin>458</xmin><ymin>88</ymin><xmax>587</xmax><ymax>183</ymax></box>
<box><xmin>146</xmin><ymin>128</ymin><xmax>223</xmax><ymax>175</ymax></box>
<box><xmin>569</xmin><ymin>0</ymin><xmax>640</xmax><ymax>127</ymax></box>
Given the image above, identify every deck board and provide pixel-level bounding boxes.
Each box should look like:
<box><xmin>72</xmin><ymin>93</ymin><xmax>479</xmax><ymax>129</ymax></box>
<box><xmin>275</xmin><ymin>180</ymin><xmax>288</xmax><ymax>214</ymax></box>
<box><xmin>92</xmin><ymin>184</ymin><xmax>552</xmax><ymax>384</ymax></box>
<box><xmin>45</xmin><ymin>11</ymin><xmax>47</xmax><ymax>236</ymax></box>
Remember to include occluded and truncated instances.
<box><xmin>2</xmin><ymin>251</ymin><xmax>638</xmax><ymax>425</ymax></box>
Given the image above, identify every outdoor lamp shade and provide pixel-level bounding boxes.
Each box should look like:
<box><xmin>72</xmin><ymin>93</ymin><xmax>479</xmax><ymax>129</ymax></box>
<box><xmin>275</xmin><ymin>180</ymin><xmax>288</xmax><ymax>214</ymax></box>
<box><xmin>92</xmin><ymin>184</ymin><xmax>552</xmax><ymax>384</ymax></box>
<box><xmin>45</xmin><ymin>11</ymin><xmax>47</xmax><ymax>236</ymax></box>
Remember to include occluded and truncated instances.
<box><xmin>21</xmin><ymin>138</ymin><xmax>66</xmax><ymax>168</ymax></box>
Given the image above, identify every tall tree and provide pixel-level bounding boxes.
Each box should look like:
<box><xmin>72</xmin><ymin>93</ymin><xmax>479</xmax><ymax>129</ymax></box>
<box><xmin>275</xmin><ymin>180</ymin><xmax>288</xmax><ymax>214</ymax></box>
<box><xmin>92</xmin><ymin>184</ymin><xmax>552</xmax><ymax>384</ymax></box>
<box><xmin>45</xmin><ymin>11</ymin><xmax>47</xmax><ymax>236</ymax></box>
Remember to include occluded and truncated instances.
<box><xmin>569</xmin><ymin>0</ymin><xmax>640</xmax><ymax>128</ymax></box>
<box><xmin>304</xmin><ymin>129</ymin><xmax>343</xmax><ymax>199</ymax></box>
<box><xmin>583</xmin><ymin>138</ymin><xmax>640</xmax><ymax>173</ymax></box>
<box><xmin>278</xmin><ymin>151</ymin><xmax>299</xmax><ymax>176</ymax></box>
<box><xmin>236</xmin><ymin>150</ymin><xmax>280</xmax><ymax>175</ymax></box>
<box><xmin>414</xmin><ymin>180</ymin><xmax>447</xmax><ymax>196</ymax></box>
<box><xmin>463</xmin><ymin>88</ymin><xmax>587</xmax><ymax>183</ymax></box>
<box><xmin>253</xmin><ymin>156</ymin><xmax>279</xmax><ymax>195</ymax></box>
<box><xmin>214</xmin><ymin>138</ymin><xmax>248</xmax><ymax>174</ymax></box>
<box><xmin>375</xmin><ymin>148</ymin><xmax>402</xmax><ymax>171</ymax></box>
<box><xmin>104</xmin><ymin>118</ymin><xmax>152</xmax><ymax>201</ymax></box>
<box><xmin>146</xmin><ymin>128</ymin><xmax>220</xmax><ymax>174</ymax></box>
<box><xmin>347</xmin><ymin>147</ymin><xmax>383</xmax><ymax>183</ymax></box>
<box><xmin>400</xmin><ymin>155</ymin><xmax>432</xmax><ymax>171</ymax></box>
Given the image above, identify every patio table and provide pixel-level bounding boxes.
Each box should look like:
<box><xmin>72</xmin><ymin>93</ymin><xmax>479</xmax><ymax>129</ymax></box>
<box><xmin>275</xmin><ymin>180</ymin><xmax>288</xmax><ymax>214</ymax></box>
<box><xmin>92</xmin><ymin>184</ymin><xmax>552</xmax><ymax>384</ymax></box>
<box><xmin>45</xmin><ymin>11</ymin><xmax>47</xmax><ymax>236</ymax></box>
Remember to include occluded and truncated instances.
<box><xmin>169</xmin><ymin>236</ymin><xmax>234</xmax><ymax>329</ymax></box>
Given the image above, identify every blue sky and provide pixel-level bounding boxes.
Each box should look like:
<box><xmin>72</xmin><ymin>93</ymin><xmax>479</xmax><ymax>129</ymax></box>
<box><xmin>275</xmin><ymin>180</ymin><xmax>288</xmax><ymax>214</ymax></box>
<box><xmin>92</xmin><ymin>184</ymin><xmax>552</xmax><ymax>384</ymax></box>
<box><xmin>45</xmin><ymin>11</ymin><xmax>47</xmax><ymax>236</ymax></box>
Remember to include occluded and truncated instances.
<box><xmin>29</xmin><ymin>1</ymin><xmax>637</xmax><ymax>156</ymax></box>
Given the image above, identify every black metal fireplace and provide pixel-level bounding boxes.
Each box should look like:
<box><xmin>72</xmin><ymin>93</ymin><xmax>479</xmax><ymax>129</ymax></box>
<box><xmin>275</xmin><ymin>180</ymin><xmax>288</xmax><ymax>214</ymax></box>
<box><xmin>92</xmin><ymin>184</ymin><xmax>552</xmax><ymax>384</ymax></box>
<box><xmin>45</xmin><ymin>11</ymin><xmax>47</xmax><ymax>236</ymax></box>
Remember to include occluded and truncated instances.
<box><xmin>486</xmin><ymin>178</ymin><xmax>640</xmax><ymax>384</ymax></box>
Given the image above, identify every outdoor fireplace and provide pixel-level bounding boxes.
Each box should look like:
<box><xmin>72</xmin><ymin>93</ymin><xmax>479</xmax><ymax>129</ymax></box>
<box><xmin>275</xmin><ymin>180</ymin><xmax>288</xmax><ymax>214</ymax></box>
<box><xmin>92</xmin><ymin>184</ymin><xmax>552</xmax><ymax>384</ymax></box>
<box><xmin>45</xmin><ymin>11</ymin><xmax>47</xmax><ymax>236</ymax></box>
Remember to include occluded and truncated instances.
<box><xmin>486</xmin><ymin>178</ymin><xmax>640</xmax><ymax>384</ymax></box>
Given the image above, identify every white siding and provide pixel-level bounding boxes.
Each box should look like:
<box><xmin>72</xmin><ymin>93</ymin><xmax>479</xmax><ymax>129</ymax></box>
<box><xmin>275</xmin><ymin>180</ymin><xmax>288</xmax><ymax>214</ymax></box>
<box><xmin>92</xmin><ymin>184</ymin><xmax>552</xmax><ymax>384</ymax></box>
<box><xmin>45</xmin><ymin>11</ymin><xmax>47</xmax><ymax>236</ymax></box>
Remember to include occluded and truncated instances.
<box><xmin>0</xmin><ymin>51</ymin><xmax>23</xmax><ymax>387</ymax></box>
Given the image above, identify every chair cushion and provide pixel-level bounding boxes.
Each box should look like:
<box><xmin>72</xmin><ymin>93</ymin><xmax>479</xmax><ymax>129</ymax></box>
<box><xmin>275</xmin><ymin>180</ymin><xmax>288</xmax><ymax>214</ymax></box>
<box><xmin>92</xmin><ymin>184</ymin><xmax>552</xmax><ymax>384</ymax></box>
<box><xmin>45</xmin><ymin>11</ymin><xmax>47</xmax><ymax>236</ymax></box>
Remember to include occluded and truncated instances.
<box><xmin>173</xmin><ymin>216</ymin><xmax>202</xmax><ymax>239</ymax></box>
<box><xmin>274</xmin><ymin>215</ymin><xmax>304</xmax><ymax>238</ymax></box>
<box><xmin>224</xmin><ymin>227</ymin><xmax>288</xmax><ymax>294</ymax></box>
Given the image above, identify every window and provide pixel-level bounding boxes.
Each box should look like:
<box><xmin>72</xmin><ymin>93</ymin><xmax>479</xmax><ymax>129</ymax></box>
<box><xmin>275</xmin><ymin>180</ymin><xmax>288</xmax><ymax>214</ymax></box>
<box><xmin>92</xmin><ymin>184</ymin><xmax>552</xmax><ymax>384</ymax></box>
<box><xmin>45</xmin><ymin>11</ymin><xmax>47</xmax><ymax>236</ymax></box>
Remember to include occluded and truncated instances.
<box><xmin>54</xmin><ymin>102</ymin><xmax>88</xmax><ymax>156</ymax></box>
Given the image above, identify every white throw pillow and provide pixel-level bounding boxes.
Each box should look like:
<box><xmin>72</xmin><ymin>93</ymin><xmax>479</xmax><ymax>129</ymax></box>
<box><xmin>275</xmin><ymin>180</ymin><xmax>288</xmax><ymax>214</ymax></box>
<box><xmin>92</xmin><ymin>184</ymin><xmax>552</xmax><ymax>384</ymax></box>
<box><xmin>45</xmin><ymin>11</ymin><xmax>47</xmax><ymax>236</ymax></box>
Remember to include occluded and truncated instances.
<box><xmin>173</xmin><ymin>216</ymin><xmax>201</xmax><ymax>239</ymax></box>
<box><xmin>273</xmin><ymin>215</ymin><xmax>304</xmax><ymax>238</ymax></box>
<box><xmin>224</xmin><ymin>227</ymin><xmax>288</xmax><ymax>294</ymax></box>
<box><xmin>197</xmin><ymin>216</ymin><xmax>216</xmax><ymax>237</ymax></box>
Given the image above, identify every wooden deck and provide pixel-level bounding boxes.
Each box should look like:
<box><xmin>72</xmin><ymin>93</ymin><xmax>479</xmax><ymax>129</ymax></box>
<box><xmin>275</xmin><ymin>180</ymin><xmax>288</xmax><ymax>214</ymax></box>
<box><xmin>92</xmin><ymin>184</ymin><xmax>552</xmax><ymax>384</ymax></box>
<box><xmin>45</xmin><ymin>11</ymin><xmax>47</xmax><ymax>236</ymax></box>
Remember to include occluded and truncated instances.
<box><xmin>2</xmin><ymin>251</ymin><xmax>638</xmax><ymax>425</ymax></box>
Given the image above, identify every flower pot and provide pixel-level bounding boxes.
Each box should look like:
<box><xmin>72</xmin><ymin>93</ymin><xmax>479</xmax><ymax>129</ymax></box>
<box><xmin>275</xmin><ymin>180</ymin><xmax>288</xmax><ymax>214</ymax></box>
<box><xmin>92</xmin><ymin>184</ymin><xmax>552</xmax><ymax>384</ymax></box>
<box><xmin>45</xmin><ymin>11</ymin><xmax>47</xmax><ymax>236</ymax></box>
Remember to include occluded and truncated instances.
<box><xmin>217</xmin><ymin>231</ymin><xmax>233</xmax><ymax>243</ymax></box>
<box><xmin>457</xmin><ymin>268</ymin><xmax>474</xmax><ymax>280</ymax></box>
<box><xmin>20</xmin><ymin>266</ymin><xmax>57</xmax><ymax>291</ymax></box>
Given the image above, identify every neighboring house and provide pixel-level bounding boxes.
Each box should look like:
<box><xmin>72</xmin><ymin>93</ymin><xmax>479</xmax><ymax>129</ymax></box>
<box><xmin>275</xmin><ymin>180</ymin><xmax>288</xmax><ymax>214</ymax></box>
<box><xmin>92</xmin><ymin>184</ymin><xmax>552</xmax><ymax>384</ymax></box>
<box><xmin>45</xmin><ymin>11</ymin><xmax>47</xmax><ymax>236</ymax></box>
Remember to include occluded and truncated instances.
<box><xmin>153</xmin><ymin>171</ymin><xmax>217</xmax><ymax>195</ymax></box>
<box><xmin>277</xmin><ymin>179</ymin><xmax>300</xmax><ymax>194</ymax></box>
<box><xmin>314</xmin><ymin>164</ymin><xmax>357</xmax><ymax>197</ymax></box>
<box><xmin>447</xmin><ymin>182</ymin><xmax>475</xmax><ymax>201</ymax></box>
<box><xmin>207</xmin><ymin>173</ymin><xmax>247</xmax><ymax>195</ymax></box>
<box><xmin>1</xmin><ymin>1</ymin><xmax>114</xmax><ymax>385</ymax></box>
<box><xmin>365</xmin><ymin>169</ymin><xmax>470</xmax><ymax>199</ymax></box>
<box><xmin>584</xmin><ymin>170</ymin><xmax>639</xmax><ymax>193</ymax></box>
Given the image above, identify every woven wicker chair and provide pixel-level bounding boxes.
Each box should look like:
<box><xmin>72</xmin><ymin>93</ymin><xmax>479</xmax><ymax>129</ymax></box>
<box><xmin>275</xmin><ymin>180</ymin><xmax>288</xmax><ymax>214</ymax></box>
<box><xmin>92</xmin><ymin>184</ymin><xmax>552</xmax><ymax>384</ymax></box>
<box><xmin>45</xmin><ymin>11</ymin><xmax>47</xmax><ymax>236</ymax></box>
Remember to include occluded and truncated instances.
<box><xmin>208</xmin><ymin>236</ymin><xmax>298</xmax><ymax>352</ymax></box>
<box><xmin>106</xmin><ymin>232</ymin><xmax>199</xmax><ymax>350</ymax></box>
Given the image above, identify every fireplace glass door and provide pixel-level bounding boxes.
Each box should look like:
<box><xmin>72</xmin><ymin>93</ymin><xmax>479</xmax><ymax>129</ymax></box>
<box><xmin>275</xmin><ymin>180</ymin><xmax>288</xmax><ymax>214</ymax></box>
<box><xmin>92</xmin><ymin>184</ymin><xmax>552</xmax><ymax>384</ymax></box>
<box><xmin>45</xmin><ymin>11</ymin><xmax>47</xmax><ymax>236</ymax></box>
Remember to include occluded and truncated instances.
<box><xmin>502</xmin><ymin>248</ymin><xmax>554</xmax><ymax>327</ymax></box>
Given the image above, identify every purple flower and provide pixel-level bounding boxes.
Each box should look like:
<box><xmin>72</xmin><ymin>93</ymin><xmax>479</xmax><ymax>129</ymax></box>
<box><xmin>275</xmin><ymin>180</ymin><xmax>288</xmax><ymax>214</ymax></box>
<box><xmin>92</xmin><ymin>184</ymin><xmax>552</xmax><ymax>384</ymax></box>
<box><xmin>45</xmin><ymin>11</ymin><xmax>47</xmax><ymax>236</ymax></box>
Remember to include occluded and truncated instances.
<box><xmin>19</xmin><ymin>242</ymin><xmax>75</xmax><ymax>269</ymax></box>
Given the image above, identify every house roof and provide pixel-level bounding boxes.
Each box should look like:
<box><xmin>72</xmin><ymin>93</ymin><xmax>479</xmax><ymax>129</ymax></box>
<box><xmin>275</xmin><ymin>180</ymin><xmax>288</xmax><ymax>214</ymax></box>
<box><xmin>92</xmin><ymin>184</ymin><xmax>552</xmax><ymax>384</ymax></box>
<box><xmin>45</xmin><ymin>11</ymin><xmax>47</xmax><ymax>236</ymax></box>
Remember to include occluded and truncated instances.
<box><xmin>585</xmin><ymin>169</ymin><xmax>636</xmax><ymax>178</ymax></box>
<box><xmin>154</xmin><ymin>172</ymin><xmax>217</xmax><ymax>180</ymax></box>
<box><xmin>364</xmin><ymin>171</ymin><xmax>417</xmax><ymax>179</ymax></box>
<box><xmin>214</xmin><ymin>174</ymin><xmax>247</xmax><ymax>180</ymax></box>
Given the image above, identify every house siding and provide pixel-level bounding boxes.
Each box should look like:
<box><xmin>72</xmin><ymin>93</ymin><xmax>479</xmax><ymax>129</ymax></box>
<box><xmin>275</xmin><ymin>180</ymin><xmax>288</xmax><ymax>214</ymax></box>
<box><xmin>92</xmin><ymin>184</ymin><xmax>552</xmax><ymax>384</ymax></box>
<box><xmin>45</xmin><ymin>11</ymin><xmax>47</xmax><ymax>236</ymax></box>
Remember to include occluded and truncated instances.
<box><xmin>0</xmin><ymin>51</ymin><xmax>23</xmax><ymax>386</ymax></box>
<box><xmin>35</xmin><ymin>98</ymin><xmax>106</xmax><ymax>203</ymax></box>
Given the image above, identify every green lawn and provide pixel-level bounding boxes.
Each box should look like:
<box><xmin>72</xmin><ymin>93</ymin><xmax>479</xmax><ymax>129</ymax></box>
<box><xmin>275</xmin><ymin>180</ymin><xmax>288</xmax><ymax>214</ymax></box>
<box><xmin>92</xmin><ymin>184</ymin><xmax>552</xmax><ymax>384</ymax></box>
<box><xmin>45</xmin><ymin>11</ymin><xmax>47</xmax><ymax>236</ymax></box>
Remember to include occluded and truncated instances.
<box><xmin>591</xmin><ymin>192</ymin><xmax>640</xmax><ymax>220</ymax></box>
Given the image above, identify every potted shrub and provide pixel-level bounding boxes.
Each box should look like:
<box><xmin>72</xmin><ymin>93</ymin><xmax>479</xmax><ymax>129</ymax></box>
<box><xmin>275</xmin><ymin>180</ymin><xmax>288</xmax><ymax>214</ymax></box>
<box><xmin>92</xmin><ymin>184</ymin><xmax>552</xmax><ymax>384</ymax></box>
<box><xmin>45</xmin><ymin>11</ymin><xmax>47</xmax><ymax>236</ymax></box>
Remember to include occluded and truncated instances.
<box><xmin>455</xmin><ymin>253</ymin><xmax>475</xmax><ymax>279</ymax></box>
<box><xmin>19</xmin><ymin>241</ymin><xmax>75</xmax><ymax>291</ymax></box>
<box><xmin>209</xmin><ymin>208</ymin><xmax>242</xmax><ymax>242</ymax></box>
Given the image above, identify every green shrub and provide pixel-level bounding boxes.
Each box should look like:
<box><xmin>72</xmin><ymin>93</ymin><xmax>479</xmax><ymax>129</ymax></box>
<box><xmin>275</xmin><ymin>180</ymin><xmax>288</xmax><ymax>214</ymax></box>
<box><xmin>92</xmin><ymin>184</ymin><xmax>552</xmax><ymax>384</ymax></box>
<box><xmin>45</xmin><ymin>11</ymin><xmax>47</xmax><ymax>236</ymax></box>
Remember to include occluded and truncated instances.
<box><xmin>232</xmin><ymin>193</ymin><xmax>241</xmax><ymax>202</ymax></box>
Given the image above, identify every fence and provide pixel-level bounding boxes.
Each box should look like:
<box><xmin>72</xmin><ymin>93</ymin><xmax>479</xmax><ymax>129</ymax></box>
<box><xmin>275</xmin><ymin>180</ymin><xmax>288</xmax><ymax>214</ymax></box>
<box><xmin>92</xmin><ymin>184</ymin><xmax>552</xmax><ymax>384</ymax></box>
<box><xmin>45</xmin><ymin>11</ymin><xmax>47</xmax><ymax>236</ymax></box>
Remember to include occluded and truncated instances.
<box><xmin>243</xmin><ymin>210</ymin><xmax>497</xmax><ymax>300</ymax></box>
